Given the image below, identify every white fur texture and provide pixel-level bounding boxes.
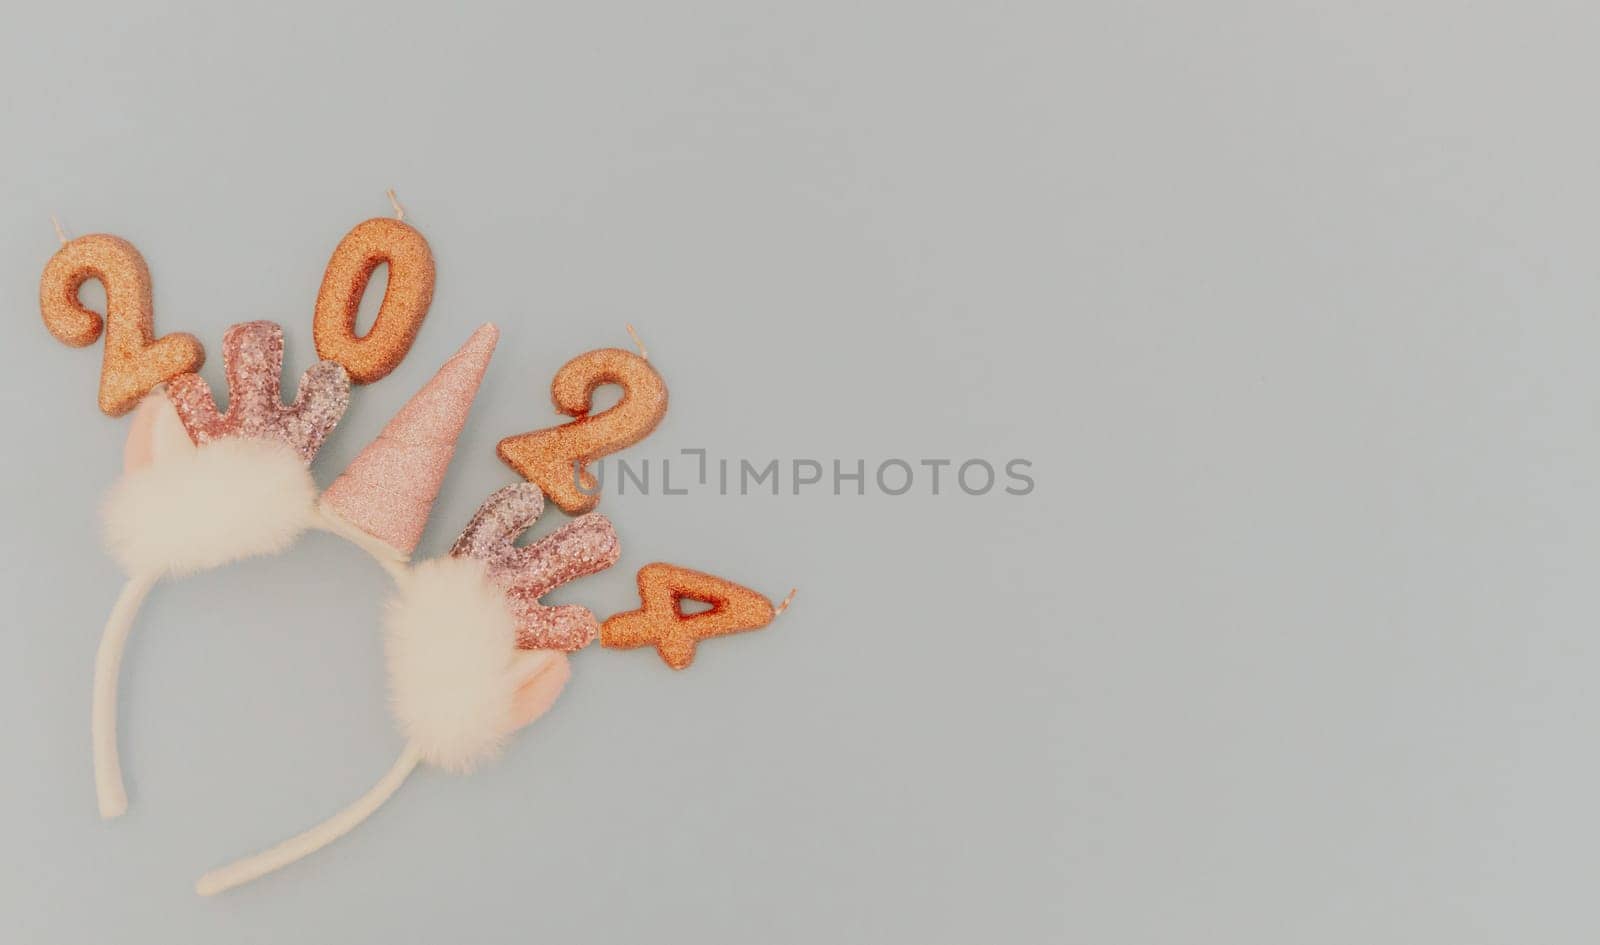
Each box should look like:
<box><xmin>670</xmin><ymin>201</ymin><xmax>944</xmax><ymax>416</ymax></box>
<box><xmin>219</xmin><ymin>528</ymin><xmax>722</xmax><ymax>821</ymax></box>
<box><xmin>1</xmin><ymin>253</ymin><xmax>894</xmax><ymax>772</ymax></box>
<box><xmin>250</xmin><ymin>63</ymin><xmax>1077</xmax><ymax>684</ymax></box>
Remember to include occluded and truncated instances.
<box><xmin>385</xmin><ymin>556</ymin><xmax>518</xmax><ymax>773</ymax></box>
<box><xmin>102</xmin><ymin>437</ymin><xmax>315</xmax><ymax>577</ymax></box>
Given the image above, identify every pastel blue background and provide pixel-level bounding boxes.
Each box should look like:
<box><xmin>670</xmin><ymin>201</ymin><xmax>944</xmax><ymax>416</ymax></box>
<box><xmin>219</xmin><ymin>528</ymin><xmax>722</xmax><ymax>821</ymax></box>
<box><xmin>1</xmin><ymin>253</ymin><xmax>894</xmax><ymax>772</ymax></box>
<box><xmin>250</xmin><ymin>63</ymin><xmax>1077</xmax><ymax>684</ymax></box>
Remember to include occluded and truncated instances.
<box><xmin>7</xmin><ymin>2</ymin><xmax>1600</xmax><ymax>942</ymax></box>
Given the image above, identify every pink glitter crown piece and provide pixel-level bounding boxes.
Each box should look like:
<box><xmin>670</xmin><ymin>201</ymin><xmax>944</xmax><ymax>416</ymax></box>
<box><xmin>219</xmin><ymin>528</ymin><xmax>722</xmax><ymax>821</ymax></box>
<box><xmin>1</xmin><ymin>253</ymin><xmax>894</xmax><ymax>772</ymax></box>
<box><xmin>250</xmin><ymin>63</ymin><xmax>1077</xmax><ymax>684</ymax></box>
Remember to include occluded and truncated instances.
<box><xmin>166</xmin><ymin>321</ymin><xmax>351</xmax><ymax>463</ymax></box>
<box><xmin>450</xmin><ymin>482</ymin><xmax>621</xmax><ymax>651</ymax></box>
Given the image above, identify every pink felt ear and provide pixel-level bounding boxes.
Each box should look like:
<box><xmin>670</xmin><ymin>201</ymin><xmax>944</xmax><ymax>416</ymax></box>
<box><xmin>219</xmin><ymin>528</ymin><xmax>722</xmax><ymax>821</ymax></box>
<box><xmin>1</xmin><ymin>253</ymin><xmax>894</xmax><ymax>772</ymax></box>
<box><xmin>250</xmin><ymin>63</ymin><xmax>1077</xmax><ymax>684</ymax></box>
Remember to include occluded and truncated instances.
<box><xmin>123</xmin><ymin>388</ymin><xmax>196</xmax><ymax>472</ymax></box>
<box><xmin>123</xmin><ymin>393</ymin><xmax>162</xmax><ymax>472</ymax></box>
<box><xmin>507</xmin><ymin>652</ymin><xmax>571</xmax><ymax>732</ymax></box>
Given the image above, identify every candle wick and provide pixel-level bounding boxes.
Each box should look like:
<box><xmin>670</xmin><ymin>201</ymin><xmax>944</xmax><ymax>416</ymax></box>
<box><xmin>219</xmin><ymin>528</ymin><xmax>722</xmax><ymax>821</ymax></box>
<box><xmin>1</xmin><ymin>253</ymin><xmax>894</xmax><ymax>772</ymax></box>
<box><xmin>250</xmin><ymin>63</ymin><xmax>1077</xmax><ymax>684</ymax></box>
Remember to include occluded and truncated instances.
<box><xmin>386</xmin><ymin>189</ymin><xmax>406</xmax><ymax>221</ymax></box>
<box><xmin>774</xmin><ymin>587</ymin><xmax>798</xmax><ymax>617</ymax></box>
<box><xmin>50</xmin><ymin>214</ymin><xmax>69</xmax><ymax>246</ymax></box>
<box><xmin>626</xmin><ymin>323</ymin><xmax>649</xmax><ymax>360</ymax></box>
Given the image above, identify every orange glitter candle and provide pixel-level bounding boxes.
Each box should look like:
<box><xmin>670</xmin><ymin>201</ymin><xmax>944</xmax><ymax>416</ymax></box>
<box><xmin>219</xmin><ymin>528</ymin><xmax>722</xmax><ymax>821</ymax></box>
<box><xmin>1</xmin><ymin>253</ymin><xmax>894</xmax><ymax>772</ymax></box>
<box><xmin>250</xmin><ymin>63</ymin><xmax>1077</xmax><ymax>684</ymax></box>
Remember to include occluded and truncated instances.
<box><xmin>498</xmin><ymin>347</ymin><xmax>667</xmax><ymax>514</ymax></box>
<box><xmin>601</xmin><ymin>563</ymin><xmax>781</xmax><ymax>669</ymax></box>
<box><xmin>39</xmin><ymin>234</ymin><xmax>205</xmax><ymax>416</ymax></box>
<box><xmin>312</xmin><ymin>217</ymin><xmax>435</xmax><ymax>384</ymax></box>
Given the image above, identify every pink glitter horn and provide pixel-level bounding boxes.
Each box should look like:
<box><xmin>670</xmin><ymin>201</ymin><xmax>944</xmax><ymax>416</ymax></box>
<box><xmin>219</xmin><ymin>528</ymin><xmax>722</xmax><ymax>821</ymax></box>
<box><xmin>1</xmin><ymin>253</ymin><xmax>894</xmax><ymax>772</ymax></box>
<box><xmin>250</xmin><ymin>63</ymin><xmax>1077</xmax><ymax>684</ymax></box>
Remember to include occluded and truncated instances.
<box><xmin>317</xmin><ymin>323</ymin><xmax>499</xmax><ymax>563</ymax></box>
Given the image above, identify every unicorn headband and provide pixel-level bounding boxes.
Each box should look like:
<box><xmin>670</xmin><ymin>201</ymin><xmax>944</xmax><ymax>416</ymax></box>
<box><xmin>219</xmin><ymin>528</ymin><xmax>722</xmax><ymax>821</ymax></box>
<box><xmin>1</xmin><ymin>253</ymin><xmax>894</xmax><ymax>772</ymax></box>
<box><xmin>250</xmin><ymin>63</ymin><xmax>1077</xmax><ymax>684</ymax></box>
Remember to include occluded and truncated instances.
<box><xmin>44</xmin><ymin>207</ymin><xmax>787</xmax><ymax>894</ymax></box>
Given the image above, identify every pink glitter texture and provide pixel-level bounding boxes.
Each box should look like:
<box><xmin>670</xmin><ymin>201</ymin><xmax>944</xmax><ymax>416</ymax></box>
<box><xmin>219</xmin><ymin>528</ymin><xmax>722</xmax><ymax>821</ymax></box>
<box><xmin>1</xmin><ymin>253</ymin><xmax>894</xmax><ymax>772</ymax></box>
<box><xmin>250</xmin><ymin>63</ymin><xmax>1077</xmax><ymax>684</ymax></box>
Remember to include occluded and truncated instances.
<box><xmin>321</xmin><ymin>324</ymin><xmax>498</xmax><ymax>557</ymax></box>
<box><xmin>166</xmin><ymin>321</ymin><xmax>350</xmax><ymax>463</ymax></box>
<box><xmin>450</xmin><ymin>482</ymin><xmax>621</xmax><ymax>650</ymax></box>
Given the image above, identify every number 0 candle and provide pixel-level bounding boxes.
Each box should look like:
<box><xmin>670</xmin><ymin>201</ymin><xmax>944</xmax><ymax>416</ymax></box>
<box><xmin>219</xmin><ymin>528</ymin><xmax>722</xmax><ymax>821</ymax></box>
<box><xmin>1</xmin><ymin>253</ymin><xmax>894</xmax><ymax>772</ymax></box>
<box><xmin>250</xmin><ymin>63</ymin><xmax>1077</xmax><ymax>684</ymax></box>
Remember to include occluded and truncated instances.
<box><xmin>312</xmin><ymin>216</ymin><xmax>435</xmax><ymax>384</ymax></box>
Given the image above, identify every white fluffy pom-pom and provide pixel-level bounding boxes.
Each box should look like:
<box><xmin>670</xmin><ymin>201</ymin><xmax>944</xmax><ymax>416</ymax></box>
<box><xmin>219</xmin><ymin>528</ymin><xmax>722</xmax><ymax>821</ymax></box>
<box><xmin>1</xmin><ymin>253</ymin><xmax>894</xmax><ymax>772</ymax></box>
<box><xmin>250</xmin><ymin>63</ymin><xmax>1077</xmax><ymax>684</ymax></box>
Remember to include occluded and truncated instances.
<box><xmin>102</xmin><ymin>437</ymin><xmax>315</xmax><ymax>577</ymax></box>
<box><xmin>384</xmin><ymin>556</ymin><xmax>518</xmax><ymax>773</ymax></box>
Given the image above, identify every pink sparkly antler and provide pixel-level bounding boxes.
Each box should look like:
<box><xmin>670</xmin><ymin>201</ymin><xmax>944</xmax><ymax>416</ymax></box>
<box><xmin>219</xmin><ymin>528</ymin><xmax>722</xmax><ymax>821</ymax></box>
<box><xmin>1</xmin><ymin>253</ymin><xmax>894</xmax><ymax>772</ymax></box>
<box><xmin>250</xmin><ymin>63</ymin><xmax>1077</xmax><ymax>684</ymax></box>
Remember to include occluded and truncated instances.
<box><xmin>166</xmin><ymin>321</ymin><xmax>351</xmax><ymax>463</ymax></box>
<box><xmin>450</xmin><ymin>482</ymin><xmax>621</xmax><ymax>650</ymax></box>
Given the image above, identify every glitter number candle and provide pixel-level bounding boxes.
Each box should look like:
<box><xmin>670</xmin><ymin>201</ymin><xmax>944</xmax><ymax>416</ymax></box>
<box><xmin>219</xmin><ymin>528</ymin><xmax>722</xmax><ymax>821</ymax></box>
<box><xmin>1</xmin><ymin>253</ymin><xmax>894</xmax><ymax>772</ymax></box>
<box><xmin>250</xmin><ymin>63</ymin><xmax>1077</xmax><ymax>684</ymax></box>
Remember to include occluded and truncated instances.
<box><xmin>40</xmin><ymin>234</ymin><xmax>206</xmax><ymax>416</ymax></box>
<box><xmin>601</xmin><ymin>563</ymin><xmax>784</xmax><ymax>669</ymax></box>
<box><xmin>497</xmin><ymin>347</ymin><xmax>667</xmax><ymax>513</ymax></box>
<box><xmin>312</xmin><ymin>216</ymin><xmax>435</xmax><ymax>384</ymax></box>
